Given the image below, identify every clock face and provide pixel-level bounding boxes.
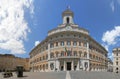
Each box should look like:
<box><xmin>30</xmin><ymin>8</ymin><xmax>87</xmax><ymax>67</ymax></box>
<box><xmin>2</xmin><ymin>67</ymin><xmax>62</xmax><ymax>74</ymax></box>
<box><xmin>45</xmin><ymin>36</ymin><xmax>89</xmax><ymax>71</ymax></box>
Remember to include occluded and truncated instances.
<box><xmin>66</xmin><ymin>26</ymin><xmax>72</xmax><ymax>30</ymax></box>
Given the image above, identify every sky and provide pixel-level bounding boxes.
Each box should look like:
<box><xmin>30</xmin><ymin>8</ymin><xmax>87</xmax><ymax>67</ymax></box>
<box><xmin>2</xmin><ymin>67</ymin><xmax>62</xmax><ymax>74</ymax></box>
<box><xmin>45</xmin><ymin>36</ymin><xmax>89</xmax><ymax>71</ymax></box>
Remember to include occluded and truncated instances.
<box><xmin>0</xmin><ymin>0</ymin><xmax>120</xmax><ymax>59</ymax></box>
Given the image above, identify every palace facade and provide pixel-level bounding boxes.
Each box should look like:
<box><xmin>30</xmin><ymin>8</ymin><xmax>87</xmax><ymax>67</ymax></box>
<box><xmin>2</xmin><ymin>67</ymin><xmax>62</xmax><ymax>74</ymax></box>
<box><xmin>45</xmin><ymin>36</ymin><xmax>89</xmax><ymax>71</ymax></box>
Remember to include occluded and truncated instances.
<box><xmin>29</xmin><ymin>8</ymin><xmax>108</xmax><ymax>72</ymax></box>
<box><xmin>113</xmin><ymin>48</ymin><xmax>120</xmax><ymax>73</ymax></box>
<box><xmin>0</xmin><ymin>54</ymin><xmax>29</xmax><ymax>72</ymax></box>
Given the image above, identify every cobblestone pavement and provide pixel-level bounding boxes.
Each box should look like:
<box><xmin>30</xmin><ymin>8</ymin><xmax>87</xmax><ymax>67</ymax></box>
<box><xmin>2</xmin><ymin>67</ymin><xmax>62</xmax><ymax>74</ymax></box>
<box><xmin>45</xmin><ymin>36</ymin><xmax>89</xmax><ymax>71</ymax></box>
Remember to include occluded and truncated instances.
<box><xmin>0</xmin><ymin>71</ymin><xmax>66</xmax><ymax>79</ymax></box>
<box><xmin>0</xmin><ymin>71</ymin><xmax>120</xmax><ymax>79</ymax></box>
<box><xmin>70</xmin><ymin>71</ymin><xmax>120</xmax><ymax>79</ymax></box>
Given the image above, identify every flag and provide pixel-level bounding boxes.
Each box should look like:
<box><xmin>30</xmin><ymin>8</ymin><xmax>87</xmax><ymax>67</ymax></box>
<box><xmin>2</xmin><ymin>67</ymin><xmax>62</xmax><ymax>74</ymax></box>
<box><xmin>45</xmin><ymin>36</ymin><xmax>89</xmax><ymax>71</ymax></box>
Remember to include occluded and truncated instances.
<box><xmin>64</xmin><ymin>47</ymin><xmax>67</xmax><ymax>56</ymax></box>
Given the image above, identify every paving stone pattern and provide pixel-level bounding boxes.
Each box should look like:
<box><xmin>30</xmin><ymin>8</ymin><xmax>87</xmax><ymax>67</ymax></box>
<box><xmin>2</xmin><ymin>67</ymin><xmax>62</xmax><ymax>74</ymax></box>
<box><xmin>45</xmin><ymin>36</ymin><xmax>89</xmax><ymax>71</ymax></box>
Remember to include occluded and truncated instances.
<box><xmin>0</xmin><ymin>71</ymin><xmax>120</xmax><ymax>79</ymax></box>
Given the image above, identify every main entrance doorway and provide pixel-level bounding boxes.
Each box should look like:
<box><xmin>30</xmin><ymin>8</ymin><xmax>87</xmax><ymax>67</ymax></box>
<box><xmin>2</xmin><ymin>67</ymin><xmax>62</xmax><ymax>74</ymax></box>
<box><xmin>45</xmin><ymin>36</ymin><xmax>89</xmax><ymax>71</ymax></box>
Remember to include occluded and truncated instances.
<box><xmin>67</xmin><ymin>62</ymin><xmax>71</xmax><ymax>71</ymax></box>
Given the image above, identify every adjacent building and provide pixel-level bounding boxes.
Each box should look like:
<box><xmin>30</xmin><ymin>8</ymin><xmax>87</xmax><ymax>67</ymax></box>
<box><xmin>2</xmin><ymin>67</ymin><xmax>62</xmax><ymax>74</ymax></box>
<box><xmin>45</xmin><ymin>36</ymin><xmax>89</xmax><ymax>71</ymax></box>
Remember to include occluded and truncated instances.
<box><xmin>107</xmin><ymin>58</ymin><xmax>113</xmax><ymax>72</ymax></box>
<box><xmin>0</xmin><ymin>54</ymin><xmax>29</xmax><ymax>71</ymax></box>
<box><xmin>29</xmin><ymin>8</ymin><xmax>108</xmax><ymax>72</ymax></box>
<box><xmin>113</xmin><ymin>48</ymin><xmax>120</xmax><ymax>73</ymax></box>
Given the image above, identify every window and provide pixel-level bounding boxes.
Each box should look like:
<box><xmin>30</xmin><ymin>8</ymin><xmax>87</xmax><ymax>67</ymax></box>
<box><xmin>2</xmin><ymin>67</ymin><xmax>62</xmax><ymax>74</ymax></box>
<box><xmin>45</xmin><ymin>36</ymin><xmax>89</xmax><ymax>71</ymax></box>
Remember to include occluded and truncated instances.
<box><xmin>46</xmin><ymin>46</ymin><xmax>48</xmax><ymax>50</ymax></box>
<box><xmin>46</xmin><ymin>64</ymin><xmax>48</xmax><ymax>69</ymax></box>
<box><xmin>105</xmin><ymin>54</ymin><xmax>107</xmax><ymax>57</ymax></box>
<box><xmin>61</xmin><ymin>35</ymin><xmax>63</xmax><ymax>37</ymax></box>
<box><xmin>46</xmin><ymin>54</ymin><xmax>48</xmax><ymax>60</ymax></box>
<box><xmin>43</xmin><ymin>64</ymin><xmax>45</xmax><ymax>70</ymax></box>
<box><xmin>84</xmin><ymin>37</ymin><xmax>87</xmax><ymax>40</ymax></box>
<box><xmin>84</xmin><ymin>42</ymin><xmax>87</xmax><ymax>47</ymax></box>
<box><xmin>61</xmin><ymin>41</ymin><xmax>64</xmax><ymax>46</ymax></box>
<box><xmin>56</xmin><ymin>42</ymin><xmax>58</xmax><ymax>47</ymax></box>
<box><xmin>50</xmin><ymin>63</ymin><xmax>54</xmax><ymax>70</ymax></box>
<box><xmin>116</xmin><ymin>58</ymin><xmax>118</xmax><ymax>60</ymax></box>
<box><xmin>116</xmin><ymin>67</ymin><xmax>118</xmax><ymax>70</ymax></box>
<box><xmin>67</xmin><ymin>41</ymin><xmax>71</xmax><ymax>46</ymax></box>
<box><xmin>50</xmin><ymin>43</ymin><xmax>54</xmax><ymax>48</ymax></box>
<box><xmin>50</xmin><ymin>53</ymin><xmax>54</xmax><ymax>58</ymax></box>
<box><xmin>30</xmin><ymin>55</ymin><xmax>32</xmax><ymax>58</ymax></box>
<box><xmin>56</xmin><ymin>36</ymin><xmax>58</xmax><ymax>38</ymax></box>
<box><xmin>40</xmin><ymin>57</ymin><xmax>41</xmax><ymax>61</ymax></box>
<box><xmin>84</xmin><ymin>52</ymin><xmax>87</xmax><ymax>58</ymax></box>
<box><xmin>40</xmin><ymin>65</ymin><xmax>41</xmax><ymax>70</ymax></box>
<box><xmin>74</xmin><ymin>51</ymin><xmax>77</xmax><ymax>56</ymax></box>
<box><xmin>43</xmin><ymin>56</ymin><xmax>45</xmax><ymax>60</ymax></box>
<box><xmin>73</xmin><ymin>41</ymin><xmax>77</xmax><ymax>46</ymax></box>
<box><xmin>79</xmin><ymin>51</ymin><xmax>82</xmax><ymax>57</ymax></box>
<box><xmin>116</xmin><ymin>53</ymin><xmax>118</xmax><ymax>56</ymax></box>
<box><xmin>79</xmin><ymin>42</ymin><xmax>81</xmax><ymax>46</ymax></box>
<box><xmin>74</xmin><ymin>35</ymin><xmax>76</xmax><ymax>37</ymax></box>
<box><xmin>61</xmin><ymin>51</ymin><xmax>64</xmax><ymax>56</ymax></box>
<box><xmin>37</xmin><ymin>58</ymin><xmax>39</xmax><ymax>62</ymax></box>
<box><xmin>89</xmin><ymin>54</ymin><xmax>92</xmax><ymax>59</ymax></box>
<box><xmin>116</xmin><ymin>62</ymin><xmax>118</xmax><ymax>65</ymax></box>
<box><xmin>66</xmin><ymin>17</ymin><xmax>69</xmax><ymax>24</ymax></box>
<box><xmin>67</xmin><ymin>50</ymin><xmax>71</xmax><ymax>56</ymax></box>
<box><xmin>56</xmin><ymin>52</ymin><xmax>59</xmax><ymax>57</ymax></box>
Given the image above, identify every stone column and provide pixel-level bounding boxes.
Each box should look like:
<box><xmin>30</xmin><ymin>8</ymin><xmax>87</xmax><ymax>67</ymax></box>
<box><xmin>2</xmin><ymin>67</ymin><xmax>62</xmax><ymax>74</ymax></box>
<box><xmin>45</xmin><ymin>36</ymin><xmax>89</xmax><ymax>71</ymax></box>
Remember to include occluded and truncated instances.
<box><xmin>64</xmin><ymin>60</ymin><xmax>66</xmax><ymax>71</ymax></box>
<box><xmin>87</xmin><ymin>42</ymin><xmax>90</xmax><ymax>71</ymax></box>
<box><xmin>56</xmin><ymin>60</ymin><xmax>60</xmax><ymax>71</ymax></box>
<box><xmin>48</xmin><ymin>43</ymin><xmax>50</xmax><ymax>71</ymax></box>
<box><xmin>87</xmin><ymin>42</ymin><xmax>89</xmax><ymax>59</ymax></box>
<box><xmin>77</xmin><ymin>60</ymin><xmax>80</xmax><ymax>70</ymax></box>
<box><xmin>72</xmin><ymin>60</ymin><xmax>74</xmax><ymax>71</ymax></box>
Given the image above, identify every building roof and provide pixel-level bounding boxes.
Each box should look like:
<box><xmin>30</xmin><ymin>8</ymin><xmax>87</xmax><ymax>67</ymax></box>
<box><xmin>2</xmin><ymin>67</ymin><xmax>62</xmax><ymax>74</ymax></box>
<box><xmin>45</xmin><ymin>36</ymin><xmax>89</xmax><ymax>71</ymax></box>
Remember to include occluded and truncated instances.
<box><xmin>62</xmin><ymin>9</ymin><xmax>74</xmax><ymax>18</ymax></box>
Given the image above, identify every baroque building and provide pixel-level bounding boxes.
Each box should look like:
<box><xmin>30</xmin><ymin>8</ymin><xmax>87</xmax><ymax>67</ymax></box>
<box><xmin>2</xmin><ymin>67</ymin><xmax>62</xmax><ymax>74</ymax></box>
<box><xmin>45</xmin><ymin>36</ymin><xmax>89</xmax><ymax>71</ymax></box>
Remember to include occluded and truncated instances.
<box><xmin>29</xmin><ymin>8</ymin><xmax>108</xmax><ymax>72</ymax></box>
<box><xmin>0</xmin><ymin>54</ymin><xmax>29</xmax><ymax>72</ymax></box>
<box><xmin>113</xmin><ymin>48</ymin><xmax>120</xmax><ymax>73</ymax></box>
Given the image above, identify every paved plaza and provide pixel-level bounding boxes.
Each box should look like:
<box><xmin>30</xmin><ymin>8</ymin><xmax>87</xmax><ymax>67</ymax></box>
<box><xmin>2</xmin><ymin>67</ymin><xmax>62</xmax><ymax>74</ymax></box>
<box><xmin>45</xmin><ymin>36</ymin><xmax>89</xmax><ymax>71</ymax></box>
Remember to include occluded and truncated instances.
<box><xmin>0</xmin><ymin>71</ymin><xmax>120</xmax><ymax>79</ymax></box>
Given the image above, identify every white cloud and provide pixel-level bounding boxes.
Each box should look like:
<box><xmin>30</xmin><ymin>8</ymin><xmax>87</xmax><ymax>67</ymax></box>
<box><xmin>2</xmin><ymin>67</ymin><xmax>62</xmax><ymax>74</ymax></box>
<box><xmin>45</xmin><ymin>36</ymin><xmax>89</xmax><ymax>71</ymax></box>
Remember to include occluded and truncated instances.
<box><xmin>102</xmin><ymin>26</ymin><xmax>120</xmax><ymax>45</ymax></box>
<box><xmin>102</xmin><ymin>26</ymin><xmax>120</xmax><ymax>59</ymax></box>
<box><xmin>0</xmin><ymin>0</ymin><xmax>34</xmax><ymax>54</ymax></box>
<box><xmin>110</xmin><ymin>1</ymin><xmax>114</xmax><ymax>12</ymax></box>
<box><xmin>35</xmin><ymin>41</ymin><xmax>40</xmax><ymax>46</ymax></box>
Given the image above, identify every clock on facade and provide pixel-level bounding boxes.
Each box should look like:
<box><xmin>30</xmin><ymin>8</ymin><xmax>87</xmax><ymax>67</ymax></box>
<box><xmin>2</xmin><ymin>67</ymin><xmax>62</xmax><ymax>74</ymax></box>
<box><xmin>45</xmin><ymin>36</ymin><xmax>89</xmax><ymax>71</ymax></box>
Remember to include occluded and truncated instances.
<box><xmin>66</xmin><ymin>26</ymin><xmax>72</xmax><ymax>30</ymax></box>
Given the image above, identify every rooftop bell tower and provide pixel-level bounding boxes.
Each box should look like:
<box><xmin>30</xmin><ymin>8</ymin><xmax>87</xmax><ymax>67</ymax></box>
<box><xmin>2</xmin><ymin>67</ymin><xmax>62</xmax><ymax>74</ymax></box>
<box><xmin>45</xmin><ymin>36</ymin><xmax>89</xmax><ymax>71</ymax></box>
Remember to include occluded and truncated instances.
<box><xmin>62</xmin><ymin>6</ymin><xmax>74</xmax><ymax>24</ymax></box>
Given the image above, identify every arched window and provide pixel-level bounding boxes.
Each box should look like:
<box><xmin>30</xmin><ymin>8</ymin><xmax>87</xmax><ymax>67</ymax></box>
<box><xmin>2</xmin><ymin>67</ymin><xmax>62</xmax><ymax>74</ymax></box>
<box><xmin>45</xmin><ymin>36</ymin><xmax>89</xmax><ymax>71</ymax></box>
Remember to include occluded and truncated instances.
<box><xmin>43</xmin><ymin>56</ymin><xmax>45</xmax><ymax>60</ymax></box>
<box><xmin>43</xmin><ymin>64</ymin><xmax>45</xmax><ymax>70</ymax></box>
<box><xmin>79</xmin><ymin>51</ymin><xmax>82</xmax><ymax>57</ymax></box>
<box><xmin>67</xmin><ymin>50</ymin><xmax>71</xmax><ymax>56</ymax></box>
<box><xmin>50</xmin><ymin>63</ymin><xmax>54</xmax><ymax>70</ymax></box>
<box><xmin>74</xmin><ymin>51</ymin><xmax>77</xmax><ymax>56</ymax></box>
<box><xmin>73</xmin><ymin>41</ymin><xmax>77</xmax><ymax>46</ymax></box>
<box><xmin>46</xmin><ymin>54</ymin><xmax>48</xmax><ymax>60</ymax></box>
<box><xmin>55</xmin><ymin>52</ymin><xmax>59</xmax><ymax>57</ymax></box>
<box><xmin>46</xmin><ymin>64</ymin><xmax>48</xmax><ymax>69</ymax></box>
<box><xmin>67</xmin><ymin>41</ymin><xmax>71</xmax><ymax>46</ymax></box>
<box><xmin>116</xmin><ymin>67</ymin><xmax>118</xmax><ymax>70</ymax></box>
<box><xmin>61</xmin><ymin>51</ymin><xmax>64</xmax><ymax>56</ymax></box>
<box><xmin>50</xmin><ymin>53</ymin><xmax>54</xmax><ymax>58</ymax></box>
<box><xmin>66</xmin><ymin>17</ymin><xmax>70</xmax><ymax>24</ymax></box>
<box><xmin>40</xmin><ymin>65</ymin><xmax>41</xmax><ymax>70</ymax></box>
<box><xmin>84</xmin><ymin>52</ymin><xmax>87</xmax><ymax>58</ymax></box>
<box><xmin>116</xmin><ymin>62</ymin><xmax>118</xmax><ymax>65</ymax></box>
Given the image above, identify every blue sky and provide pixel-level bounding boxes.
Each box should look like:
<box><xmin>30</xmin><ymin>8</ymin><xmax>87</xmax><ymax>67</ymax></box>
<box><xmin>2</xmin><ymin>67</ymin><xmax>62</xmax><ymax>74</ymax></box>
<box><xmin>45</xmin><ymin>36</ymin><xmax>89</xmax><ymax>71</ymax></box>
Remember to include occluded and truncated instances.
<box><xmin>0</xmin><ymin>0</ymin><xmax>120</xmax><ymax>59</ymax></box>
